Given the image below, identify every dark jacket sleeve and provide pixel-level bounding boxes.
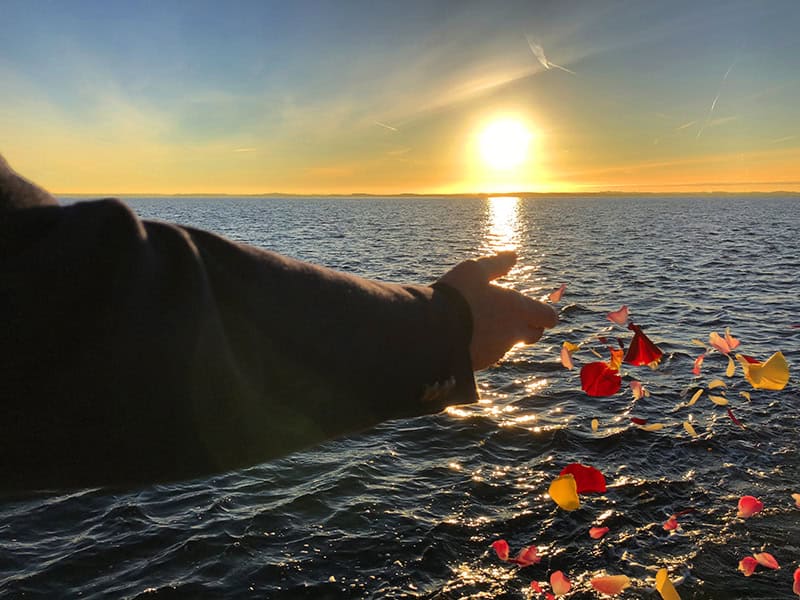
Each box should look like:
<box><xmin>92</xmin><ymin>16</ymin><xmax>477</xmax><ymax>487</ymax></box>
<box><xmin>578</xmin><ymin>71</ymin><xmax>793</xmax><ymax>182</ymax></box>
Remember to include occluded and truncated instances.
<box><xmin>0</xmin><ymin>199</ymin><xmax>477</xmax><ymax>491</ymax></box>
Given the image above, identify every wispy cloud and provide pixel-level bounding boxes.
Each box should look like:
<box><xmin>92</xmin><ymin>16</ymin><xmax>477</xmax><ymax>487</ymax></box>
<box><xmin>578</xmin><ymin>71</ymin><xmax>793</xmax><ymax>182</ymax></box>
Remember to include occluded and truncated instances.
<box><xmin>525</xmin><ymin>35</ymin><xmax>575</xmax><ymax>75</ymax></box>
<box><xmin>233</xmin><ymin>147</ymin><xmax>257</xmax><ymax>152</ymax></box>
<box><xmin>769</xmin><ymin>135</ymin><xmax>795</xmax><ymax>144</ymax></box>
<box><xmin>374</xmin><ymin>121</ymin><xmax>398</xmax><ymax>132</ymax></box>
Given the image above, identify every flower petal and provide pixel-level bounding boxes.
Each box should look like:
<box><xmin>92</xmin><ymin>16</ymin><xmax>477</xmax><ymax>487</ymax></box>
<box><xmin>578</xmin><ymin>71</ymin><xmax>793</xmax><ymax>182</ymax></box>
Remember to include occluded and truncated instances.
<box><xmin>549</xmin><ymin>283</ymin><xmax>567</xmax><ymax>303</ymax></box>
<box><xmin>631</xmin><ymin>380</ymin><xmax>645</xmax><ymax>400</ymax></box>
<box><xmin>683</xmin><ymin>421</ymin><xmax>698</xmax><ymax>437</ymax></box>
<box><xmin>624</xmin><ymin>323</ymin><xmax>663</xmax><ymax>367</ymax></box>
<box><xmin>709</xmin><ymin>331</ymin><xmax>732</xmax><ymax>355</ymax></box>
<box><xmin>726</xmin><ymin>356</ymin><xmax>736</xmax><ymax>377</ymax></box>
<box><xmin>607</xmin><ymin>305</ymin><xmax>629</xmax><ymax>326</ymax></box>
<box><xmin>640</xmin><ymin>423</ymin><xmax>665</xmax><ymax>431</ymax></box>
<box><xmin>724</xmin><ymin>327</ymin><xmax>741</xmax><ymax>351</ymax></box>
<box><xmin>549</xmin><ymin>474</ymin><xmax>580</xmax><ymax>511</ymax></box>
<box><xmin>737</xmin><ymin>352</ymin><xmax>790</xmax><ymax>390</ymax></box>
<box><xmin>592</xmin><ymin>418</ymin><xmax>600</xmax><ymax>432</ymax></box>
<box><xmin>530</xmin><ymin>581</ymin><xmax>543</xmax><ymax>593</ymax></box>
<box><xmin>753</xmin><ymin>552</ymin><xmax>779</xmax><ymax>570</ymax></box>
<box><xmin>709</xmin><ymin>395</ymin><xmax>729</xmax><ymax>406</ymax></box>
<box><xmin>793</xmin><ymin>567</ymin><xmax>800</xmax><ymax>596</ymax></box>
<box><xmin>692</xmin><ymin>353</ymin><xmax>705</xmax><ymax>376</ymax></box>
<box><xmin>738</xmin><ymin>556</ymin><xmax>757</xmax><ymax>577</ymax></box>
<box><xmin>739</xmin><ymin>391</ymin><xmax>751</xmax><ymax>401</ymax></box>
<box><xmin>708</xmin><ymin>379</ymin><xmax>726</xmax><ymax>389</ymax></box>
<box><xmin>792</xmin><ymin>493</ymin><xmax>800</xmax><ymax>508</ymax></box>
<box><xmin>590</xmin><ymin>526</ymin><xmax>610</xmax><ymax>539</ymax></box>
<box><xmin>559</xmin><ymin>463</ymin><xmax>607</xmax><ymax>493</ymax></box>
<box><xmin>590</xmin><ymin>575</ymin><xmax>631</xmax><ymax>596</ymax></box>
<box><xmin>608</xmin><ymin>348</ymin><xmax>624</xmax><ymax>371</ymax></box>
<box><xmin>550</xmin><ymin>571</ymin><xmax>571</xmax><ymax>596</ymax></box>
<box><xmin>663</xmin><ymin>515</ymin><xmax>679</xmax><ymax>531</ymax></box>
<box><xmin>581</xmin><ymin>362</ymin><xmax>622</xmax><ymax>397</ymax></box>
<box><xmin>491</xmin><ymin>539</ymin><xmax>510</xmax><ymax>561</ymax></box>
<box><xmin>560</xmin><ymin>344</ymin><xmax>575</xmax><ymax>370</ymax></box>
<box><xmin>727</xmin><ymin>407</ymin><xmax>745</xmax><ymax>429</ymax></box>
<box><xmin>655</xmin><ymin>568</ymin><xmax>681</xmax><ymax>600</ymax></box>
<box><xmin>688</xmin><ymin>389</ymin><xmax>704</xmax><ymax>405</ymax></box>
<box><xmin>512</xmin><ymin>545</ymin><xmax>541</xmax><ymax>567</ymax></box>
<box><xmin>737</xmin><ymin>495</ymin><xmax>764</xmax><ymax>519</ymax></box>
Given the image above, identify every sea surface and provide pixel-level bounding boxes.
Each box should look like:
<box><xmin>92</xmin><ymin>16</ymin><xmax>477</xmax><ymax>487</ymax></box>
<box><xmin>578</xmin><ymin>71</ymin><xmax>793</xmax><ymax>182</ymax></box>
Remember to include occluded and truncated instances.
<box><xmin>2</xmin><ymin>195</ymin><xmax>799</xmax><ymax>599</ymax></box>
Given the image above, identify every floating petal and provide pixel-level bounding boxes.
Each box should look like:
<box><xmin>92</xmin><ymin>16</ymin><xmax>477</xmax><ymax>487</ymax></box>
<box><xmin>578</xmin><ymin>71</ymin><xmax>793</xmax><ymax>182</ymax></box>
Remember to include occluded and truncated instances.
<box><xmin>590</xmin><ymin>526</ymin><xmax>610</xmax><ymax>539</ymax></box>
<box><xmin>560</xmin><ymin>463</ymin><xmax>607</xmax><ymax>493</ymax></box>
<box><xmin>737</xmin><ymin>495</ymin><xmax>764</xmax><ymax>519</ymax></box>
<box><xmin>754</xmin><ymin>552</ymin><xmax>779</xmax><ymax>570</ymax></box>
<box><xmin>624</xmin><ymin>323</ymin><xmax>663</xmax><ymax>366</ymax></box>
<box><xmin>709</xmin><ymin>331</ymin><xmax>732</xmax><ymax>355</ymax></box>
<box><xmin>724</xmin><ymin>327</ymin><xmax>741</xmax><ymax>351</ymax></box>
<box><xmin>608</xmin><ymin>348</ymin><xmax>624</xmax><ymax>371</ymax></box>
<box><xmin>548</xmin><ymin>474</ymin><xmax>580</xmax><ymax>511</ymax></box>
<box><xmin>590</xmin><ymin>575</ymin><xmax>631</xmax><ymax>596</ymax></box>
<box><xmin>792</xmin><ymin>493</ymin><xmax>800</xmax><ymax>508</ymax></box>
<box><xmin>688</xmin><ymin>389</ymin><xmax>704</xmax><ymax>405</ymax></box>
<box><xmin>738</xmin><ymin>556</ymin><xmax>757</xmax><ymax>577</ymax></box>
<box><xmin>739</xmin><ymin>391</ymin><xmax>751</xmax><ymax>401</ymax></box>
<box><xmin>550</xmin><ymin>571</ymin><xmax>571</xmax><ymax>596</ymax></box>
<box><xmin>683</xmin><ymin>421</ymin><xmax>698</xmax><ymax>437</ymax></box>
<box><xmin>663</xmin><ymin>515</ymin><xmax>679</xmax><ymax>531</ymax></box>
<box><xmin>656</xmin><ymin>568</ymin><xmax>682</xmax><ymax>600</ymax></box>
<box><xmin>726</xmin><ymin>356</ymin><xmax>736</xmax><ymax>377</ymax></box>
<box><xmin>640</xmin><ymin>423</ymin><xmax>665</xmax><ymax>431</ymax></box>
<box><xmin>737</xmin><ymin>352</ymin><xmax>790</xmax><ymax>390</ymax></box>
<box><xmin>709</xmin><ymin>395</ymin><xmax>729</xmax><ymax>406</ymax></box>
<box><xmin>491</xmin><ymin>539</ymin><xmax>510</xmax><ymax>561</ymax></box>
<box><xmin>592</xmin><ymin>418</ymin><xmax>599</xmax><ymax>432</ymax></box>
<box><xmin>727</xmin><ymin>407</ymin><xmax>745</xmax><ymax>429</ymax></box>
<box><xmin>560</xmin><ymin>345</ymin><xmax>575</xmax><ymax>370</ymax></box>
<box><xmin>581</xmin><ymin>362</ymin><xmax>622</xmax><ymax>397</ymax></box>
<box><xmin>692</xmin><ymin>354</ymin><xmax>705</xmax><ymax>376</ymax></box>
<box><xmin>549</xmin><ymin>283</ymin><xmax>567</xmax><ymax>303</ymax></box>
<box><xmin>512</xmin><ymin>545</ymin><xmax>541</xmax><ymax>567</ymax></box>
<box><xmin>530</xmin><ymin>581</ymin><xmax>543</xmax><ymax>593</ymax></box>
<box><xmin>607</xmin><ymin>305</ymin><xmax>629</xmax><ymax>326</ymax></box>
<box><xmin>631</xmin><ymin>417</ymin><xmax>648</xmax><ymax>425</ymax></box>
<box><xmin>793</xmin><ymin>567</ymin><xmax>800</xmax><ymax>595</ymax></box>
<box><xmin>708</xmin><ymin>379</ymin><xmax>726</xmax><ymax>389</ymax></box>
<box><xmin>630</xmin><ymin>381</ymin><xmax>645</xmax><ymax>400</ymax></box>
<box><xmin>691</xmin><ymin>339</ymin><xmax>707</xmax><ymax>347</ymax></box>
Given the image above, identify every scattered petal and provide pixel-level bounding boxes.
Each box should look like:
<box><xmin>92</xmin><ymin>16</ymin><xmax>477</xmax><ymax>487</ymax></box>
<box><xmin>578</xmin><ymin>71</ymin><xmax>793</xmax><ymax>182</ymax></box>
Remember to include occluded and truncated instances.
<box><xmin>656</xmin><ymin>568</ymin><xmax>682</xmax><ymax>600</ymax></box>
<box><xmin>727</xmin><ymin>407</ymin><xmax>745</xmax><ymax>429</ymax></box>
<box><xmin>663</xmin><ymin>515</ymin><xmax>679</xmax><ymax>531</ymax></box>
<box><xmin>591</xmin><ymin>418</ymin><xmax>599</xmax><ymax>432</ymax></box>
<box><xmin>739</xmin><ymin>391</ymin><xmax>751</xmax><ymax>401</ymax></box>
<box><xmin>608</xmin><ymin>348</ymin><xmax>624</xmax><ymax>371</ymax></box>
<box><xmin>630</xmin><ymin>380</ymin><xmax>646</xmax><ymax>400</ymax></box>
<box><xmin>491</xmin><ymin>539</ymin><xmax>510</xmax><ymax>561</ymax></box>
<box><xmin>739</xmin><ymin>556</ymin><xmax>758</xmax><ymax>576</ymax></box>
<box><xmin>559</xmin><ymin>463</ymin><xmax>607</xmax><ymax>493</ymax></box>
<box><xmin>581</xmin><ymin>362</ymin><xmax>622</xmax><ymax>397</ymax></box>
<box><xmin>708</xmin><ymin>379</ymin><xmax>726</xmax><ymax>389</ymax></box>
<box><xmin>709</xmin><ymin>331</ymin><xmax>732</xmax><ymax>355</ymax></box>
<box><xmin>688</xmin><ymin>389</ymin><xmax>704</xmax><ymax>405</ymax></box>
<box><xmin>640</xmin><ymin>423</ymin><xmax>665</xmax><ymax>431</ymax></box>
<box><xmin>624</xmin><ymin>323</ymin><xmax>663</xmax><ymax>367</ymax></box>
<box><xmin>549</xmin><ymin>474</ymin><xmax>580</xmax><ymax>511</ymax></box>
<box><xmin>549</xmin><ymin>283</ymin><xmax>567</xmax><ymax>303</ymax></box>
<box><xmin>709</xmin><ymin>395</ymin><xmax>729</xmax><ymax>406</ymax></box>
<box><xmin>793</xmin><ymin>567</ymin><xmax>800</xmax><ymax>595</ymax></box>
<box><xmin>631</xmin><ymin>417</ymin><xmax>648</xmax><ymax>425</ymax></box>
<box><xmin>753</xmin><ymin>552</ymin><xmax>780</xmax><ymax>570</ymax></box>
<box><xmin>726</xmin><ymin>356</ymin><xmax>736</xmax><ymax>377</ymax></box>
<box><xmin>792</xmin><ymin>493</ymin><xmax>800</xmax><ymax>508</ymax></box>
<box><xmin>692</xmin><ymin>353</ymin><xmax>705</xmax><ymax>376</ymax></box>
<box><xmin>550</xmin><ymin>571</ymin><xmax>571</xmax><ymax>596</ymax></box>
<box><xmin>724</xmin><ymin>327</ymin><xmax>741</xmax><ymax>351</ymax></box>
<box><xmin>737</xmin><ymin>352</ymin><xmax>790</xmax><ymax>391</ymax></box>
<box><xmin>683</xmin><ymin>421</ymin><xmax>699</xmax><ymax>437</ymax></box>
<box><xmin>530</xmin><ymin>581</ymin><xmax>543</xmax><ymax>593</ymax></box>
<box><xmin>690</xmin><ymin>339</ymin><xmax>707</xmax><ymax>347</ymax></box>
<box><xmin>512</xmin><ymin>545</ymin><xmax>541</xmax><ymax>567</ymax></box>
<box><xmin>560</xmin><ymin>345</ymin><xmax>575</xmax><ymax>370</ymax></box>
<box><xmin>590</xmin><ymin>575</ymin><xmax>631</xmax><ymax>596</ymax></box>
<box><xmin>590</xmin><ymin>526</ymin><xmax>610</xmax><ymax>539</ymax></box>
<box><xmin>546</xmin><ymin>593</ymin><xmax>555</xmax><ymax>600</ymax></box>
<box><xmin>737</xmin><ymin>496</ymin><xmax>764</xmax><ymax>519</ymax></box>
<box><xmin>607</xmin><ymin>305</ymin><xmax>629</xmax><ymax>326</ymax></box>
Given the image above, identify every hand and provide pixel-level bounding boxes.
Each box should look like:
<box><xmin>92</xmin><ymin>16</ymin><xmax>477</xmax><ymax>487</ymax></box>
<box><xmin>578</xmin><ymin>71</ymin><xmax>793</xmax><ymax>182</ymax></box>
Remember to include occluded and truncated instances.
<box><xmin>438</xmin><ymin>251</ymin><xmax>558</xmax><ymax>371</ymax></box>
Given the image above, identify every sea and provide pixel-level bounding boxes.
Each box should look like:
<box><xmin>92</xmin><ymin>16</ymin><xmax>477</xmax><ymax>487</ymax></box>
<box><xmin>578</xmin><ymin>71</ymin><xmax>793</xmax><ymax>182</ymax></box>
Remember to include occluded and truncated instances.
<box><xmin>2</xmin><ymin>195</ymin><xmax>799</xmax><ymax>599</ymax></box>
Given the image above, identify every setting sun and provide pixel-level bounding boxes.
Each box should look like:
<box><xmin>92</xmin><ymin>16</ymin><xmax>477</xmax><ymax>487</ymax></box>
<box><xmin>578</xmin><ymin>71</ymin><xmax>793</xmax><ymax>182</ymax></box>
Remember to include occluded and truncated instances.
<box><xmin>478</xmin><ymin>119</ymin><xmax>533</xmax><ymax>170</ymax></box>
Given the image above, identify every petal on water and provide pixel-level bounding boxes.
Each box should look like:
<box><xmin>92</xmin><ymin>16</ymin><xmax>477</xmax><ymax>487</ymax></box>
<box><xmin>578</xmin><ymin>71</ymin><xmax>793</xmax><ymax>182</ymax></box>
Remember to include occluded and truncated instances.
<box><xmin>608</xmin><ymin>348</ymin><xmax>624</xmax><ymax>371</ymax></box>
<box><xmin>726</xmin><ymin>356</ymin><xmax>736</xmax><ymax>377</ymax></box>
<box><xmin>560</xmin><ymin>344</ymin><xmax>575</xmax><ymax>370</ymax></box>
<box><xmin>624</xmin><ymin>323</ymin><xmax>663</xmax><ymax>366</ymax></box>
<box><xmin>709</xmin><ymin>331</ymin><xmax>732</xmax><ymax>355</ymax></box>
<box><xmin>548</xmin><ymin>474</ymin><xmax>580</xmax><ymax>511</ymax></box>
<box><xmin>692</xmin><ymin>354</ymin><xmax>705</xmax><ymax>376</ymax></box>
<box><xmin>709</xmin><ymin>395</ymin><xmax>729</xmax><ymax>406</ymax></box>
<box><xmin>793</xmin><ymin>567</ymin><xmax>800</xmax><ymax>595</ymax></box>
<box><xmin>708</xmin><ymin>379</ymin><xmax>726</xmax><ymax>389</ymax></box>
<box><xmin>607</xmin><ymin>305</ymin><xmax>629</xmax><ymax>326</ymax></box>
<box><xmin>663</xmin><ymin>515</ymin><xmax>679</xmax><ymax>531</ymax></box>
<box><xmin>631</xmin><ymin>380</ymin><xmax>645</xmax><ymax>400</ymax></box>
<box><xmin>590</xmin><ymin>526</ymin><xmax>610</xmax><ymax>539</ymax></box>
<box><xmin>550</xmin><ymin>571</ymin><xmax>571</xmax><ymax>596</ymax></box>
<box><xmin>688</xmin><ymin>389</ymin><xmax>704</xmax><ymax>405</ymax></box>
<box><xmin>590</xmin><ymin>575</ymin><xmax>631</xmax><ymax>596</ymax></box>
<box><xmin>581</xmin><ymin>362</ymin><xmax>622</xmax><ymax>397</ymax></box>
<box><xmin>792</xmin><ymin>493</ymin><xmax>800</xmax><ymax>508</ymax></box>
<box><xmin>727</xmin><ymin>407</ymin><xmax>745</xmax><ymax>429</ymax></box>
<box><xmin>737</xmin><ymin>495</ymin><xmax>764</xmax><ymax>519</ymax></box>
<box><xmin>683</xmin><ymin>421</ymin><xmax>699</xmax><ymax>437</ymax></box>
<box><xmin>549</xmin><ymin>283</ymin><xmax>567</xmax><ymax>303</ymax></box>
<box><xmin>737</xmin><ymin>352</ymin><xmax>790</xmax><ymax>390</ymax></box>
<box><xmin>564</xmin><ymin>341</ymin><xmax>581</xmax><ymax>353</ymax></box>
<box><xmin>530</xmin><ymin>581</ymin><xmax>543</xmax><ymax>593</ymax></box>
<box><xmin>640</xmin><ymin>423</ymin><xmax>665</xmax><ymax>431</ymax></box>
<box><xmin>739</xmin><ymin>391</ymin><xmax>752</xmax><ymax>401</ymax></box>
<box><xmin>512</xmin><ymin>545</ymin><xmax>541</xmax><ymax>567</ymax></box>
<box><xmin>491</xmin><ymin>539</ymin><xmax>510</xmax><ymax>561</ymax></box>
<box><xmin>738</xmin><ymin>556</ymin><xmax>757</xmax><ymax>577</ymax></box>
<box><xmin>592</xmin><ymin>418</ymin><xmax>600</xmax><ymax>432</ymax></box>
<box><xmin>724</xmin><ymin>327</ymin><xmax>741</xmax><ymax>351</ymax></box>
<box><xmin>753</xmin><ymin>552</ymin><xmax>780</xmax><ymax>570</ymax></box>
<box><xmin>631</xmin><ymin>417</ymin><xmax>648</xmax><ymax>425</ymax></box>
<box><xmin>560</xmin><ymin>463</ymin><xmax>607</xmax><ymax>493</ymax></box>
<box><xmin>655</xmin><ymin>568</ymin><xmax>682</xmax><ymax>600</ymax></box>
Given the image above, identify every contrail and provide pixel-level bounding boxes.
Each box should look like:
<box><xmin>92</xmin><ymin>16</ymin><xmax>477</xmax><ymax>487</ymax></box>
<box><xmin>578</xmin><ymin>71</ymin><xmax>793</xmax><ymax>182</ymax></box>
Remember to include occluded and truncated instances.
<box><xmin>526</xmin><ymin>35</ymin><xmax>575</xmax><ymax>75</ymax></box>
<box><xmin>676</xmin><ymin>120</ymin><xmax>697</xmax><ymax>131</ymax></box>
<box><xmin>697</xmin><ymin>58</ymin><xmax>737</xmax><ymax>138</ymax></box>
<box><xmin>233</xmin><ymin>147</ymin><xmax>256</xmax><ymax>153</ymax></box>
<box><xmin>374</xmin><ymin>121</ymin><xmax>398</xmax><ymax>132</ymax></box>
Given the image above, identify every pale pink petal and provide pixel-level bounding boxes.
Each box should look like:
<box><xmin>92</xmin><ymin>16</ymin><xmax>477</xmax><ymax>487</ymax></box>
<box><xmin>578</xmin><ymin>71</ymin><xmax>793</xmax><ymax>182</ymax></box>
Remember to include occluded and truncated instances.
<box><xmin>754</xmin><ymin>552</ymin><xmax>780</xmax><ymax>570</ymax></box>
<box><xmin>549</xmin><ymin>283</ymin><xmax>567</xmax><ymax>303</ymax></box>
<box><xmin>630</xmin><ymin>380</ymin><xmax>644</xmax><ymax>400</ymax></box>
<box><xmin>738</xmin><ymin>556</ymin><xmax>757</xmax><ymax>576</ymax></box>
<box><xmin>724</xmin><ymin>327</ymin><xmax>741</xmax><ymax>351</ymax></box>
<box><xmin>560</xmin><ymin>345</ymin><xmax>575</xmax><ymax>370</ymax></box>
<box><xmin>590</xmin><ymin>575</ymin><xmax>631</xmax><ymax>596</ymax></box>
<box><xmin>737</xmin><ymin>496</ymin><xmax>764</xmax><ymax>519</ymax></box>
<box><xmin>663</xmin><ymin>515</ymin><xmax>679</xmax><ymax>531</ymax></box>
<box><xmin>491</xmin><ymin>539</ymin><xmax>510</xmax><ymax>561</ymax></box>
<box><xmin>550</xmin><ymin>571</ymin><xmax>571</xmax><ymax>596</ymax></box>
<box><xmin>589</xmin><ymin>526</ymin><xmax>610</xmax><ymax>539</ymax></box>
<box><xmin>607</xmin><ymin>305</ymin><xmax>629</xmax><ymax>326</ymax></box>
<box><xmin>709</xmin><ymin>331</ymin><xmax>732</xmax><ymax>355</ymax></box>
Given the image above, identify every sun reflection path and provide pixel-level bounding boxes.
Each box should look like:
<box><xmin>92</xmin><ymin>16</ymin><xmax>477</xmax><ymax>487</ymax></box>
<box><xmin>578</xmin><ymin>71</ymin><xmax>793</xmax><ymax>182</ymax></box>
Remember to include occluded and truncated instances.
<box><xmin>483</xmin><ymin>196</ymin><xmax>521</xmax><ymax>254</ymax></box>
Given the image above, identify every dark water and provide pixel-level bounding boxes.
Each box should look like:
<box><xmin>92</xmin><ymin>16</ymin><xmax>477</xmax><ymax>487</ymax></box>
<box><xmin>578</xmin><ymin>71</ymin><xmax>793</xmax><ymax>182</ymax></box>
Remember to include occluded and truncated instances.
<box><xmin>2</xmin><ymin>195</ymin><xmax>799</xmax><ymax>599</ymax></box>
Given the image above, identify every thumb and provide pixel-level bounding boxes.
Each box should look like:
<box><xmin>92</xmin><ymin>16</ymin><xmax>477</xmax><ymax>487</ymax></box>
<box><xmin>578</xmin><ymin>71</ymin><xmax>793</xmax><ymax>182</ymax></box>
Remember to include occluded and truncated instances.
<box><xmin>473</xmin><ymin>250</ymin><xmax>517</xmax><ymax>282</ymax></box>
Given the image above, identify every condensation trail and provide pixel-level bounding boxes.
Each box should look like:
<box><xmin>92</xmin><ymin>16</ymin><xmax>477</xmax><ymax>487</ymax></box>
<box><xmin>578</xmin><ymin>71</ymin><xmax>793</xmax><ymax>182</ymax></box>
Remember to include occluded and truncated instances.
<box><xmin>697</xmin><ymin>58</ymin><xmax>737</xmax><ymax>138</ymax></box>
<box><xmin>374</xmin><ymin>121</ymin><xmax>398</xmax><ymax>132</ymax></box>
<box><xmin>525</xmin><ymin>35</ymin><xmax>575</xmax><ymax>75</ymax></box>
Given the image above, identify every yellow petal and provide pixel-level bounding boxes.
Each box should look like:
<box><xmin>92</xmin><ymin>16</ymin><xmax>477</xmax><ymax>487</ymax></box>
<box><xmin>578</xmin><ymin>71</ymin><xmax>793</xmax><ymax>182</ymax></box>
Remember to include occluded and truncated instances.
<box><xmin>737</xmin><ymin>352</ymin><xmax>790</xmax><ymax>390</ymax></box>
<box><xmin>709</xmin><ymin>395</ymin><xmax>729</xmax><ymax>406</ymax></box>
<box><xmin>548</xmin><ymin>474</ymin><xmax>580</xmax><ymax>511</ymax></box>
<box><xmin>683</xmin><ymin>421</ymin><xmax>698</xmax><ymax>438</ymax></box>
<box><xmin>739</xmin><ymin>391</ymin><xmax>751</xmax><ymax>401</ymax></box>
<box><xmin>656</xmin><ymin>568</ymin><xmax>682</xmax><ymax>600</ymax></box>
<box><xmin>591</xmin><ymin>418</ymin><xmax>599</xmax><ymax>432</ymax></box>
<box><xmin>563</xmin><ymin>341</ymin><xmax>581</xmax><ymax>353</ymax></box>
<box><xmin>708</xmin><ymin>379</ymin><xmax>726</xmax><ymax>389</ymax></box>
<box><xmin>688</xmin><ymin>389</ymin><xmax>704</xmax><ymax>406</ymax></box>
<box><xmin>691</xmin><ymin>339</ymin><xmax>707</xmax><ymax>347</ymax></box>
<box><xmin>726</xmin><ymin>356</ymin><xmax>736</xmax><ymax>377</ymax></box>
<box><xmin>640</xmin><ymin>423</ymin><xmax>665</xmax><ymax>431</ymax></box>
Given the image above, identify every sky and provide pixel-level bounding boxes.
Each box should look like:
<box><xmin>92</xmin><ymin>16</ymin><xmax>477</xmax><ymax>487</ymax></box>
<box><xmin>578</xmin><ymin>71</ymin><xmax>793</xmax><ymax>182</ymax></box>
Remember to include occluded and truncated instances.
<box><xmin>2</xmin><ymin>0</ymin><xmax>799</xmax><ymax>194</ymax></box>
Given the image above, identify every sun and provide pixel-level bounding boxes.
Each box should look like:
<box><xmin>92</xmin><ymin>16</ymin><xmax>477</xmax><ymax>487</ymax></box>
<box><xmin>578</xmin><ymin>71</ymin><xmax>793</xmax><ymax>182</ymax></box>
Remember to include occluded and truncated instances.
<box><xmin>478</xmin><ymin>118</ymin><xmax>532</xmax><ymax>170</ymax></box>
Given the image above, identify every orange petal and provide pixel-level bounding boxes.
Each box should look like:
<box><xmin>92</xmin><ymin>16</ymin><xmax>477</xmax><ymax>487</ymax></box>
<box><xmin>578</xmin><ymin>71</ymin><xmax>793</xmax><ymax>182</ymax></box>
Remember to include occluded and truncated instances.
<box><xmin>512</xmin><ymin>545</ymin><xmax>541</xmax><ymax>567</ymax></box>
<box><xmin>548</xmin><ymin>474</ymin><xmax>580</xmax><ymax>511</ymax></box>
<box><xmin>724</xmin><ymin>327</ymin><xmax>741</xmax><ymax>351</ymax></box>
<box><xmin>550</xmin><ymin>571</ymin><xmax>571</xmax><ymax>596</ymax></box>
<box><xmin>589</xmin><ymin>526</ymin><xmax>610</xmax><ymax>539</ymax></box>
<box><xmin>737</xmin><ymin>495</ymin><xmax>764</xmax><ymax>519</ymax></box>
<box><xmin>726</xmin><ymin>356</ymin><xmax>736</xmax><ymax>377</ymax></box>
<box><xmin>708</xmin><ymin>379</ymin><xmax>726</xmax><ymax>389</ymax></box>
<box><xmin>709</xmin><ymin>331</ymin><xmax>732</xmax><ymax>354</ymax></box>
<box><xmin>753</xmin><ymin>552</ymin><xmax>779</xmax><ymax>570</ymax></box>
<box><xmin>792</xmin><ymin>493</ymin><xmax>800</xmax><ymax>508</ymax></box>
<box><xmin>709</xmin><ymin>395</ymin><xmax>728</xmax><ymax>406</ymax></box>
<box><xmin>560</xmin><ymin>344</ymin><xmax>575</xmax><ymax>370</ymax></box>
<box><xmin>655</xmin><ymin>568</ymin><xmax>681</xmax><ymax>600</ymax></box>
<box><xmin>630</xmin><ymin>381</ymin><xmax>645</xmax><ymax>400</ymax></box>
<box><xmin>692</xmin><ymin>353</ymin><xmax>705</xmax><ymax>376</ymax></box>
<box><xmin>739</xmin><ymin>391</ymin><xmax>751</xmax><ymax>401</ymax></box>
<box><xmin>738</xmin><ymin>556</ymin><xmax>757</xmax><ymax>576</ymax></box>
<box><xmin>591</xmin><ymin>418</ymin><xmax>599</xmax><ymax>432</ymax></box>
<box><xmin>549</xmin><ymin>283</ymin><xmax>567</xmax><ymax>303</ymax></box>
<box><xmin>590</xmin><ymin>575</ymin><xmax>631</xmax><ymax>596</ymax></box>
<box><xmin>663</xmin><ymin>515</ymin><xmax>679</xmax><ymax>531</ymax></box>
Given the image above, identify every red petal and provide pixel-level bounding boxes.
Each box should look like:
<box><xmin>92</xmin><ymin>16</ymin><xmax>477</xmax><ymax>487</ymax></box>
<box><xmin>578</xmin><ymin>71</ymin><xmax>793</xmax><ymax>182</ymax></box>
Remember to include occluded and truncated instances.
<box><xmin>737</xmin><ymin>496</ymin><xmax>764</xmax><ymax>519</ymax></box>
<box><xmin>546</xmin><ymin>594</ymin><xmax>555</xmax><ymax>600</ymax></box>
<box><xmin>550</xmin><ymin>571</ymin><xmax>571</xmax><ymax>596</ymax></box>
<box><xmin>491</xmin><ymin>539</ymin><xmax>510</xmax><ymax>561</ymax></box>
<box><xmin>663</xmin><ymin>515</ymin><xmax>679</xmax><ymax>531</ymax></box>
<box><xmin>739</xmin><ymin>556</ymin><xmax>757</xmax><ymax>576</ymax></box>
<box><xmin>630</xmin><ymin>417</ymin><xmax>648</xmax><ymax>425</ymax></box>
<box><xmin>511</xmin><ymin>545</ymin><xmax>541</xmax><ymax>567</ymax></box>
<box><xmin>624</xmin><ymin>323</ymin><xmax>663</xmax><ymax>366</ymax></box>
<box><xmin>754</xmin><ymin>552</ymin><xmax>780</xmax><ymax>570</ymax></box>
<box><xmin>559</xmin><ymin>463</ymin><xmax>608</xmax><ymax>493</ymax></box>
<box><xmin>589</xmin><ymin>526</ymin><xmax>609</xmax><ymax>539</ymax></box>
<box><xmin>741</xmin><ymin>354</ymin><xmax>760</xmax><ymax>364</ymax></box>
<box><xmin>727</xmin><ymin>407</ymin><xmax>745</xmax><ymax>429</ymax></box>
<box><xmin>530</xmin><ymin>581</ymin><xmax>543</xmax><ymax>593</ymax></box>
<box><xmin>793</xmin><ymin>567</ymin><xmax>800</xmax><ymax>595</ymax></box>
<box><xmin>580</xmin><ymin>362</ymin><xmax>622</xmax><ymax>397</ymax></box>
<box><xmin>692</xmin><ymin>353</ymin><xmax>705</xmax><ymax>375</ymax></box>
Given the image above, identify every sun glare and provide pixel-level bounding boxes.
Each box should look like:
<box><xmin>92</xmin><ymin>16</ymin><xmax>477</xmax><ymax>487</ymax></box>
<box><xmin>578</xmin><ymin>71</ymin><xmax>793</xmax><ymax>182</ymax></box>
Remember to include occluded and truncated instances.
<box><xmin>478</xmin><ymin>119</ymin><xmax>532</xmax><ymax>170</ymax></box>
